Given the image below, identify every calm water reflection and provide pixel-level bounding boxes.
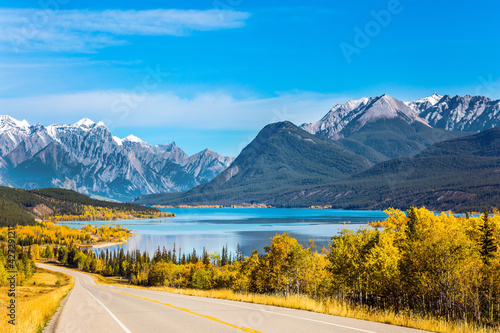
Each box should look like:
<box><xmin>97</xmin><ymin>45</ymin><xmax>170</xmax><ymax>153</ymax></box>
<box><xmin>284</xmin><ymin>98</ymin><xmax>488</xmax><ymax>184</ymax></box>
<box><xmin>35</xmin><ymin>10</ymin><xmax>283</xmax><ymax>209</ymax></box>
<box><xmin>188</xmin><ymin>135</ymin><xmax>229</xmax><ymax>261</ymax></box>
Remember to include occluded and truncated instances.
<box><xmin>58</xmin><ymin>208</ymin><xmax>387</xmax><ymax>256</ymax></box>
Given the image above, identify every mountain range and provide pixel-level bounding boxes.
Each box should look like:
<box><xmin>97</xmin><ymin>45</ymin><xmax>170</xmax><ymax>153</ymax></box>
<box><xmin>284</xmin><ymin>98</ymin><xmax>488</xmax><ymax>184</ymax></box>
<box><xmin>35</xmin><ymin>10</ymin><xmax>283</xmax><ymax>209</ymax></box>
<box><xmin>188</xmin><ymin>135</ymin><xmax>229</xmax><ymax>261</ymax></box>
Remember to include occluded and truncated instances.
<box><xmin>135</xmin><ymin>93</ymin><xmax>500</xmax><ymax>211</ymax></box>
<box><xmin>0</xmin><ymin>116</ymin><xmax>233</xmax><ymax>201</ymax></box>
<box><xmin>1</xmin><ymin>92</ymin><xmax>499</xmax><ymax>209</ymax></box>
<box><xmin>302</xmin><ymin>93</ymin><xmax>500</xmax><ymax>137</ymax></box>
<box><xmin>299</xmin><ymin>93</ymin><xmax>495</xmax><ymax>162</ymax></box>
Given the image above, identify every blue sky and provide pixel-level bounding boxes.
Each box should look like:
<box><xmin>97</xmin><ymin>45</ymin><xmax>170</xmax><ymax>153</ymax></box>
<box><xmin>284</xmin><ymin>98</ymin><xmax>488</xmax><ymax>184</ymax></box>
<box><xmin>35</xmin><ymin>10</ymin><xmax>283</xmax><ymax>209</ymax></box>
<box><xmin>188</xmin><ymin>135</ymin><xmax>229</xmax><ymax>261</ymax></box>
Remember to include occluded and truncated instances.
<box><xmin>1</xmin><ymin>0</ymin><xmax>499</xmax><ymax>156</ymax></box>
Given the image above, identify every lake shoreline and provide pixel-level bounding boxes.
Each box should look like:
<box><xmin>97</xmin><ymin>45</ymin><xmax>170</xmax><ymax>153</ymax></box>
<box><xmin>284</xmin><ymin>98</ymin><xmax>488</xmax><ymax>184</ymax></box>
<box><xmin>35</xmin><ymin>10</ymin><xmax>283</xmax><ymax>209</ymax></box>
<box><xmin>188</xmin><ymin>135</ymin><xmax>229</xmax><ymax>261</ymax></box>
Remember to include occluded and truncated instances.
<box><xmin>49</xmin><ymin>216</ymin><xmax>174</xmax><ymax>224</ymax></box>
<box><xmin>82</xmin><ymin>241</ymin><xmax>127</xmax><ymax>249</ymax></box>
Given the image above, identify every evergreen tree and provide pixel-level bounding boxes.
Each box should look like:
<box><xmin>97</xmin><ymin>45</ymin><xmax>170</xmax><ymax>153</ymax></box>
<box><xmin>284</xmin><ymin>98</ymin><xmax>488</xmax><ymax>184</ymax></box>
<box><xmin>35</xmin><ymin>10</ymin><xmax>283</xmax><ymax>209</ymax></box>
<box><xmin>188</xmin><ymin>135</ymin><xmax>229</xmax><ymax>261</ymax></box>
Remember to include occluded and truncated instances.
<box><xmin>480</xmin><ymin>208</ymin><xmax>497</xmax><ymax>264</ymax></box>
<box><xmin>45</xmin><ymin>246</ymin><xmax>54</xmax><ymax>259</ymax></box>
<box><xmin>221</xmin><ymin>245</ymin><xmax>228</xmax><ymax>266</ymax></box>
<box><xmin>161</xmin><ymin>247</ymin><xmax>168</xmax><ymax>261</ymax></box>
<box><xmin>172</xmin><ymin>243</ymin><xmax>177</xmax><ymax>264</ymax></box>
<box><xmin>153</xmin><ymin>246</ymin><xmax>162</xmax><ymax>263</ymax></box>
<box><xmin>406</xmin><ymin>206</ymin><xmax>418</xmax><ymax>241</ymax></box>
<box><xmin>191</xmin><ymin>248</ymin><xmax>198</xmax><ymax>263</ymax></box>
<box><xmin>202</xmin><ymin>247</ymin><xmax>209</xmax><ymax>266</ymax></box>
<box><xmin>58</xmin><ymin>247</ymin><xmax>68</xmax><ymax>265</ymax></box>
<box><xmin>236</xmin><ymin>243</ymin><xmax>244</xmax><ymax>262</ymax></box>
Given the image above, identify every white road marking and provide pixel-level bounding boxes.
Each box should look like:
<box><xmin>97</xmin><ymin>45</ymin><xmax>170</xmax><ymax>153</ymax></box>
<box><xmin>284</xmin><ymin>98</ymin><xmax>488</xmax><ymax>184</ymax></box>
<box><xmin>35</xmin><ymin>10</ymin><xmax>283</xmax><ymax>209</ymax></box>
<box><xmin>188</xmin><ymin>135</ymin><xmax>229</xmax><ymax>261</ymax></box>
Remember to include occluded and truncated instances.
<box><xmin>104</xmin><ymin>286</ymin><xmax>378</xmax><ymax>333</ymax></box>
<box><xmin>82</xmin><ymin>286</ymin><xmax>132</xmax><ymax>333</ymax></box>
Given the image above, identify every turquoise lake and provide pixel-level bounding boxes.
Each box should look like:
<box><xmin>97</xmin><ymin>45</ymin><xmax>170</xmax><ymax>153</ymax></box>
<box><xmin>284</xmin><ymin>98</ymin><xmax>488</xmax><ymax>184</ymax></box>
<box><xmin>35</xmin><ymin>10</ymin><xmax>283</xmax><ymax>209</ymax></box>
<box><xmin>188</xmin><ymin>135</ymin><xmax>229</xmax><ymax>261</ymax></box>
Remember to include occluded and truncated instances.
<box><xmin>59</xmin><ymin>208</ymin><xmax>388</xmax><ymax>256</ymax></box>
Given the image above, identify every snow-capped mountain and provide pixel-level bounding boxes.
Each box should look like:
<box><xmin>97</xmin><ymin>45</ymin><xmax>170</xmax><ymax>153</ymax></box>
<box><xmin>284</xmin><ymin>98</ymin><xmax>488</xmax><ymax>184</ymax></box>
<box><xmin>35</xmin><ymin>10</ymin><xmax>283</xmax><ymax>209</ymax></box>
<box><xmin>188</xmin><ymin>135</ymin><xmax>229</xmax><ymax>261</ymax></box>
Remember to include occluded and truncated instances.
<box><xmin>0</xmin><ymin>116</ymin><xmax>234</xmax><ymax>201</ymax></box>
<box><xmin>415</xmin><ymin>95</ymin><xmax>500</xmax><ymax>131</ymax></box>
<box><xmin>0</xmin><ymin>115</ymin><xmax>33</xmax><ymax>157</ymax></box>
<box><xmin>302</xmin><ymin>93</ymin><xmax>500</xmax><ymax>138</ymax></box>
<box><xmin>299</xmin><ymin>93</ymin><xmax>500</xmax><ymax>162</ymax></box>
<box><xmin>300</xmin><ymin>97</ymin><xmax>370</xmax><ymax>139</ymax></box>
<box><xmin>406</xmin><ymin>93</ymin><xmax>443</xmax><ymax>113</ymax></box>
<box><xmin>301</xmin><ymin>94</ymin><xmax>429</xmax><ymax>139</ymax></box>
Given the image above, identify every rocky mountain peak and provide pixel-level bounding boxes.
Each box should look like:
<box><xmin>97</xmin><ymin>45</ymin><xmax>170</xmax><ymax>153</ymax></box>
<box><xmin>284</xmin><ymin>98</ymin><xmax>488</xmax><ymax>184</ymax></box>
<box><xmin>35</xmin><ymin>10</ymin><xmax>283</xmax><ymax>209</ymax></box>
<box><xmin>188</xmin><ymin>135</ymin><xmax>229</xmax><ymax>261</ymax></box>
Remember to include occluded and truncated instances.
<box><xmin>301</xmin><ymin>94</ymin><xmax>427</xmax><ymax>139</ymax></box>
<box><xmin>123</xmin><ymin>134</ymin><xmax>144</xmax><ymax>143</ymax></box>
<box><xmin>73</xmin><ymin>117</ymin><xmax>95</xmax><ymax>128</ymax></box>
<box><xmin>0</xmin><ymin>115</ymin><xmax>31</xmax><ymax>133</ymax></box>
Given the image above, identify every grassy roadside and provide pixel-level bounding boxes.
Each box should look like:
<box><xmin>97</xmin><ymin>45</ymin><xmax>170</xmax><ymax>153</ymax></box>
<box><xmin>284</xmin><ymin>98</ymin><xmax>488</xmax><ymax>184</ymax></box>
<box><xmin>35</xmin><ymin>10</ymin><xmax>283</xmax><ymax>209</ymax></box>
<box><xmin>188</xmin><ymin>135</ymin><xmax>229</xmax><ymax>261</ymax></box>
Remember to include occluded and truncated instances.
<box><xmin>0</xmin><ymin>267</ymin><xmax>74</xmax><ymax>333</ymax></box>
<box><xmin>85</xmin><ymin>272</ymin><xmax>494</xmax><ymax>333</ymax></box>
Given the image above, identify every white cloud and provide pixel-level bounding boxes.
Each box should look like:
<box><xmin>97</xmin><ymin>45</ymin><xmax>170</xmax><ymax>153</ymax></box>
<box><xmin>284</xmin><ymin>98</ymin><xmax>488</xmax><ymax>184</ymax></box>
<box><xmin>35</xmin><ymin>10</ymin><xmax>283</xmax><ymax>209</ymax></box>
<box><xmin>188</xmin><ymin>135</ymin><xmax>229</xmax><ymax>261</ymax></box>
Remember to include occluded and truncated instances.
<box><xmin>0</xmin><ymin>90</ymin><xmax>350</xmax><ymax>131</ymax></box>
<box><xmin>0</xmin><ymin>8</ymin><xmax>251</xmax><ymax>52</ymax></box>
<box><xmin>0</xmin><ymin>58</ymin><xmax>143</xmax><ymax>68</ymax></box>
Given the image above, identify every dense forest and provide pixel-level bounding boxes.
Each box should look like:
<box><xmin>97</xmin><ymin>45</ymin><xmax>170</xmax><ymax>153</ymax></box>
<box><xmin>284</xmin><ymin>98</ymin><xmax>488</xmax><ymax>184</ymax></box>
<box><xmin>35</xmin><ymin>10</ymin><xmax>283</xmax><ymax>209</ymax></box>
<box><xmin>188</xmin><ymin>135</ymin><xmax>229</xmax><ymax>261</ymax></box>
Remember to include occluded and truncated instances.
<box><xmin>0</xmin><ymin>223</ymin><xmax>131</xmax><ymax>247</ymax></box>
<box><xmin>0</xmin><ymin>187</ymin><xmax>172</xmax><ymax>227</ymax></box>
<box><xmin>19</xmin><ymin>207</ymin><xmax>499</xmax><ymax>328</ymax></box>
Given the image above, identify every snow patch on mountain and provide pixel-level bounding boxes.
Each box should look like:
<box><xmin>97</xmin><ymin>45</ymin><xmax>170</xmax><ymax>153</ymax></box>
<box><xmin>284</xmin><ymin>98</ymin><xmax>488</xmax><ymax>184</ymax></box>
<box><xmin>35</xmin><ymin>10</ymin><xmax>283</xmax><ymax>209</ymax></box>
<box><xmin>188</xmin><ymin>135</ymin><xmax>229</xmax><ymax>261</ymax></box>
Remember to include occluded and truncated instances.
<box><xmin>417</xmin><ymin>95</ymin><xmax>500</xmax><ymax>131</ymax></box>
<box><xmin>112</xmin><ymin>136</ymin><xmax>123</xmax><ymax>146</ymax></box>
<box><xmin>123</xmin><ymin>134</ymin><xmax>143</xmax><ymax>143</ymax></box>
<box><xmin>0</xmin><ymin>115</ymin><xmax>33</xmax><ymax>156</ymax></box>
<box><xmin>405</xmin><ymin>93</ymin><xmax>443</xmax><ymax>115</ymax></box>
<box><xmin>0</xmin><ymin>115</ymin><xmax>30</xmax><ymax>132</ymax></box>
<box><xmin>420</xmin><ymin>92</ymin><xmax>443</xmax><ymax>105</ymax></box>
<box><xmin>300</xmin><ymin>97</ymin><xmax>369</xmax><ymax>137</ymax></box>
<box><xmin>74</xmin><ymin>117</ymin><xmax>95</xmax><ymax>128</ymax></box>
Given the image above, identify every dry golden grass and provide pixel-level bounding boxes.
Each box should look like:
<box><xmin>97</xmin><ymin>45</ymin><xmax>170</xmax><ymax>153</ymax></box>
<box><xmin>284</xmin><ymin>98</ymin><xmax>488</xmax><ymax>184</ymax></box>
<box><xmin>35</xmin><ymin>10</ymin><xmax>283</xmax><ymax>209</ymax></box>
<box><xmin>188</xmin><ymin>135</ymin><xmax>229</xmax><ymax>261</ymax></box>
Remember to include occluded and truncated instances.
<box><xmin>30</xmin><ymin>272</ymin><xmax>58</xmax><ymax>286</ymax></box>
<box><xmin>90</xmin><ymin>273</ymin><xmax>129</xmax><ymax>286</ymax></box>
<box><xmin>87</xmin><ymin>274</ymin><xmax>497</xmax><ymax>333</ymax></box>
<box><xmin>0</xmin><ymin>267</ymin><xmax>74</xmax><ymax>333</ymax></box>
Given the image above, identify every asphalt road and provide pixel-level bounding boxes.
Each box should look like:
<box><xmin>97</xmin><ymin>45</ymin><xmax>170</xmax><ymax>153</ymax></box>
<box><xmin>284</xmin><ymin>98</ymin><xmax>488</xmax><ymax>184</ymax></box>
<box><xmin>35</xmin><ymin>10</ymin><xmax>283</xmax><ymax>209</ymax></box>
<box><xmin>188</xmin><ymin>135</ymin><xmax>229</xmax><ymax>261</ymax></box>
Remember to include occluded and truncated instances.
<box><xmin>38</xmin><ymin>263</ymin><xmax>430</xmax><ymax>333</ymax></box>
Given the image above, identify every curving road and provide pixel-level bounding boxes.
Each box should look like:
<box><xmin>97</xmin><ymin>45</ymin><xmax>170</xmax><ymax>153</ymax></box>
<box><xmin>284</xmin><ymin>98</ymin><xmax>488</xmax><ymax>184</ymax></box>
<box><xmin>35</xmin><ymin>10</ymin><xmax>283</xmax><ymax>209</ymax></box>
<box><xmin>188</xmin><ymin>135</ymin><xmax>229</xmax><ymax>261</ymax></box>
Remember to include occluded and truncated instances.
<box><xmin>38</xmin><ymin>263</ymin><xmax>430</xmax><ymax>333</ymax></box>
